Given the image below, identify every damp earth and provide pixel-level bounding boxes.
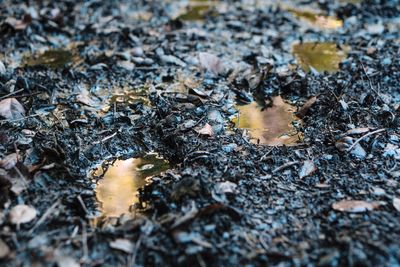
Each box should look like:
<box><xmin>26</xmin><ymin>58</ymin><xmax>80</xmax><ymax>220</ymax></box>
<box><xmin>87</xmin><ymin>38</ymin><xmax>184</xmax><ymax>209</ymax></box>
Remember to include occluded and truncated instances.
<box><xmin>0</xmin><ymin>0</ymin><xmax>399</xmax><ymax>266</ymax></box>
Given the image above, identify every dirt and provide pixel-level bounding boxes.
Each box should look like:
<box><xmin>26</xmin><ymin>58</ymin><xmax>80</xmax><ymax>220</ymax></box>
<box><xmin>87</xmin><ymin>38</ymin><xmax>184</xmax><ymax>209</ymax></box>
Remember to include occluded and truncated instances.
<box><xmin>0</xmin><ymin>0</ymin><xmax>399</xmax><ymax>266</ymax></box>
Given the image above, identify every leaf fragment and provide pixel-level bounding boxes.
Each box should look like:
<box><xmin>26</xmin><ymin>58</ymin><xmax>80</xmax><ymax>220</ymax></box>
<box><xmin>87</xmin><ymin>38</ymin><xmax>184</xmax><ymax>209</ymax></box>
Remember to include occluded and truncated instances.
<box><xmin>196</xmin><ymin>123</ymin><xmax>214</xmax><ymax>136</ymax></box>
<box><xmin>9</xmin><ymin>204</ymin><xmax>37</xmax><ymax>224</ymax></box>
<box><xmin>109</xmin><ymin>238</ymin><xmax>134</xmax><ymax>253</ymax></box>
<box><xmin>299</xmin><ymin>160</ymin><xmax>317</xmax><ymax>179</ymax></box>
<box><xmin>0</xmin><ymin>98</ymin><xmax>25</xmax><ymax>120</ymax></box>
<box><xmin>393</xmin><ymin>198</ymin><xmax>400</xmax><ymax>212</ymax></box>
<box><xmin>332</xmin><ymin>200</ymin><xmax>376</xmax><ymax>213</ymax></box>
<box><xmin>199</xmin><ymin>52</ymin><xmax>224</xmax><ymax>75</ymax></box>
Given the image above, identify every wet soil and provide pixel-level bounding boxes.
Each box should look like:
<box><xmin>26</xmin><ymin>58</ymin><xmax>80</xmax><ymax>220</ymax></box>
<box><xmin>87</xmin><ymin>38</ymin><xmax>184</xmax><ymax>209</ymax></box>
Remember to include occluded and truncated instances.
<box><xmin>0</xmin><ymin>0</ymin><xmax>399</xmax><ymax>266</ymax></box>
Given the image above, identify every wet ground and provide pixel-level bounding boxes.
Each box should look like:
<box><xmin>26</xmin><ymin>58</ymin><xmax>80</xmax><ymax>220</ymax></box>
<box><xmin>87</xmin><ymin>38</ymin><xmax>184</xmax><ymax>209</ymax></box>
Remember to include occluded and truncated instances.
<box><xmin>0</xmin><ymin>0</ymin><xmax>399</xmax><ymax>266</ymax></box>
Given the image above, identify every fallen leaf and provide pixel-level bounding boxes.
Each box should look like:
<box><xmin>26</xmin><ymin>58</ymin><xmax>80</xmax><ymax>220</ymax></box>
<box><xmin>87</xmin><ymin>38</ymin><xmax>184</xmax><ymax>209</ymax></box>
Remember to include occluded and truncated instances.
<box><xmin>297</xmin><ymin>96</ymin><xmax>317</xmax><ymax>118</ymax></box>
<box><xmin>196</xmin><ymin>123</ymin><xmax>214</xmax><ymax>136</ymax></box>
<box><xmin>0</xmin><ymin>153</ymin><xmax>18</xmax><ymax>170</ymax></box>
<box><xmin>0</xmin><ymin>239</ymin><xmax>10</xmax><ymax>258</ymax></box>
<box><xmin>299</xmin><ymin>160</ymin><xmax>317</xmax><ymax>179</ymax></box>
<box><xmin>0</xmin><ymin>98</ymin><xmax>25</xmax><ymax>120</ymax></box>
<box><xmin>109</xmin><ymin>238</ymin><xmax>134</xmax><ymax>253</ymax></box>
<box><xmin>393</xmin><ymin>198</ymin><xmax>400</xmax><ymax>212</ymax></box>
<box><xmin>332</xmin><ymin>200</ymin><xmax>376</xmax><ymax>213</ymax></box>
<box><xmin>9</xmin><ymin>204</ymin><xmax>37</xmax><ymax>224</ymax></box>
<box><xmin>5</xmin><ymin>15</ymin><xmax>32</xmax><ymax>30</ymax></box>
<box><xmin>199</xmin><ymin>52</ymin><xmax>224</xmax><ymax>75</ymax></box>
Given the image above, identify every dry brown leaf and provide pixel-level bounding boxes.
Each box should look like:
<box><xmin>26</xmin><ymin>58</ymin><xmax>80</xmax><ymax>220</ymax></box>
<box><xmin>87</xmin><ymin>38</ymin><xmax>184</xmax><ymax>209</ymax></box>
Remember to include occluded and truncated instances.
<box><xmin>393</xmin><ymin>198</ymin><xmax>400</xmax><ymax>212</ymax></box>
<box><xmin>199</xmin><ymin>52</ymin><xmax>224</xmax><ymax>76</ymax></box>
<box><xmin>109</xmin><ymin>238</ymin><xmax>134</xmax><ymax>253</ymax></box>
<box><xmin>9</xmin><ymin>204</ymin><xmax>37</xmax><ymax>224</ymax></box>
<box><xmin>332</xmin><ymin>200</ymin><xmax>376</xmax><ymax>213</ymax></box>
<box><xmin>299</xmin><ymin>160</ymin><xmax>317</xmax><ymax>179</ymax></box>
<box><xmin>196</xmin><ymin>123</ymin><xmax>214</xmax><ymax>136</ymax></box>
<box><xmin>0</xmin><ymin>98</ymin><xmax>25</xmax><ymax>120</ymax></box>
<box><xmin>5</xmin><ymin>15</ymin><xmax>32</xmax><ymax>30</ymax></box>
<box><xmin>0</xmin><ymin>239</ymin><xmax>10</xmax><ymax>258</ymax></box>
<box><xmin>0</xmin><ymin>153</ymin><xmax>18</xmax><ymax>170</ymax></box>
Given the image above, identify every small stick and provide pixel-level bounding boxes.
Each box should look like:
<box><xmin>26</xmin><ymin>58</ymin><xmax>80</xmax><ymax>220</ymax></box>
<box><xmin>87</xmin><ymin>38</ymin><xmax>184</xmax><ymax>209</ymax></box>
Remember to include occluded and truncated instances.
<box><xmin>0</xmin><ymin>89</ymin><xmax>24</xmax><ymax>100</ymax></box>
<box><xmin>93</xmin><ymin>131</ymin><xmax>118</xmax><ymax>144</ymax></box>
<box><xmin>347</xmin><ymin>128</ymin><xmax>386</xmax><ymax>152</ymax></box>
<box><xmin>29</xmin><ymin>199</ymin><xmax>60</xmax><ymax>235</ymax></box>
<box><xmin>272</xmin><ymin>161</ymin><xmax>300</xmax><ymax>173</ymax></box>
<box><xmin>77</xmin><ymin>195</ymin><xmax>89</xmax><ymax>215</ymax></box>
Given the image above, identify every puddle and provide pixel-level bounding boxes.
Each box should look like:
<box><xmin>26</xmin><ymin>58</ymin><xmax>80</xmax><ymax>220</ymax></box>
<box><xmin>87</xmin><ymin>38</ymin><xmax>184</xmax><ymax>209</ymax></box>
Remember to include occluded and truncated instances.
<box><xmin>292</xmin><ymin>42</ymin><xmax>349</xmax><ymax>73</ymax></box>
<box><xmin>287</xmin><ymin>8</ymin><xmax>342</xmax><ymax>29</ymax></box>
<box><xmin>23</xmin><ymin>49</ymin><xmax>73</xmax><ymax>69</ymax></box>
<box><xmin>109</xmin><ymin>87</ymin><xmax>150</xmax><ymax>106</ymax></box>
<box><xmin>177</xmin><ymin>0</ymin><xmax>217</xmax><ymax>21</ymax></box>
<box><xmin>92</xmin><ymin>153</ymin><xmax>169</xmax><ymax>217</ymax></box>
<box><xmin>232</xmin><ymin>96</ymin><xmax>303</xmax><ymax>146</ymax></box>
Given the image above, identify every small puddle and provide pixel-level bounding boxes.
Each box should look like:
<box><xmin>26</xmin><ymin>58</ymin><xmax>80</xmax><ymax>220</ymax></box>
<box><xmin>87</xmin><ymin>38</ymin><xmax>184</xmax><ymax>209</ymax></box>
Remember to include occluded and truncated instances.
<box><xmin>292</xmin><ymin>42</ymin><xmax>349</xmax><ymax>73</ymax></box>
<box><xmin>23</xmin><ymin>49</ymin><xmax>73</xmax><ymax>69</ymax></box>
<box><xmin>91</xmin><ymin>153</ymin><xmax>169</xmax><ymax>217</ymax></box>
<box><xmin>177</xmin><ymin>0</ymin><xmax>217</xmax><ymax>21</ymax></box>
<box><xmin>287</xmin><ymin>8</ymin><xmax>342</xmax><ymax>29</ymax></box>
<box><xmin>232</xmin><ymin>96</ymin><xmax>303</xmax><ymax>146</ymax></box>
<box><xmin>109</xmin><ymin>87</ymin><xmax>150</xmax><ymax>106</ymax></box>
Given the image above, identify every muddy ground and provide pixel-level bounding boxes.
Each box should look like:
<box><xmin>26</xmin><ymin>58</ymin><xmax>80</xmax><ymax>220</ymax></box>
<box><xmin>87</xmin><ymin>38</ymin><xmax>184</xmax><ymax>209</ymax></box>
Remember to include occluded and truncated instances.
<box><xmin>0</xmin><ymin>0</ymin><xmax>399</xmax><ymax>266</ymax></box>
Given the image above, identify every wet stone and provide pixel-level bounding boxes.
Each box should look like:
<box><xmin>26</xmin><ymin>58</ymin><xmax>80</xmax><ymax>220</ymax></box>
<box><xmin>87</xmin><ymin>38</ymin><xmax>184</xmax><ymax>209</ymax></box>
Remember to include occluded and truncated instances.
<box><xmin>292</xmin><ymin>42</ymin><xmax>349</xmax><ymax>73</ymax></box>
<box><xmin>232</xmin><ymin>96</ymin><xmax>303</xmax><ymax>146</ymax></box>
<box><xmin>91</xmin><ymin>153</ymin><xmax>169</xmax><ymax>217</ymax></box>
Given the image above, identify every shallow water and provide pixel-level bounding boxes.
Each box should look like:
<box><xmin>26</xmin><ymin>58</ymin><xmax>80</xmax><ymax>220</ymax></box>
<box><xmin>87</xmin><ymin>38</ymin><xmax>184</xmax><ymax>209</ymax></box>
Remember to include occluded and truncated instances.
<box><xmin>24</xmin><ymin>49</ymin><xmax>73</xmax><ymax>69</ymax></box>
<box><xmin>232</xmin><ymin>96</ymin><xmax>303</xmax><ymax>146</ymax></box>
<box><xmin>292</xmin><ymin>42</ymin><xmax>349</xmax><ymax>72</ymax></box>
<box><xmin>287</xmin><ymin>8</ymin><xmax>342</xmax><ymax>29</ymax></box>
<box><xmin>92</xmin><ymin>154</ymin><xmax>169</xmax><ymax>217</ymax></box>
<box><xmin>177</xmin><ymin>0</ymin><xmax>217</xmax><ymax>21</ymax></box>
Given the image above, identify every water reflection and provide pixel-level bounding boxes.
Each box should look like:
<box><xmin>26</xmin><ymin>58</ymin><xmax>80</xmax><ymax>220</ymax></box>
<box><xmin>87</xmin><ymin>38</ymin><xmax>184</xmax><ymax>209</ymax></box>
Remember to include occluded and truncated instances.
<box><xmin>24</xmin><ymin>49</ymin><xmax>72</xmax><ymax>69</ymax></box>
<box><xmin>287</xmin><ymin>8</ymin><xmax>343</xmax><ymax>29</ymax></box>
<box><xmin>292</xmin><ymin>42</ymin><xmax>349</xmax><ymax>72</ymax></box>
<box><xmin>232</xmin><ymin>96</ymin><xmax>303</xmax><ymax>146</ymax></box>
<box><xmin>177</xmin><ymin>0</ymin><xmax>217</xmax><ymax>21</ymax></box>
<box><xmin>109</xmin><ymin>87</ymin><xmax>150</xmax><ymax>106</ymax></box>
<box><xmin>93</xmin><ymin>154</ymin><xmax>169</xmax><ymax>217</ymax></box>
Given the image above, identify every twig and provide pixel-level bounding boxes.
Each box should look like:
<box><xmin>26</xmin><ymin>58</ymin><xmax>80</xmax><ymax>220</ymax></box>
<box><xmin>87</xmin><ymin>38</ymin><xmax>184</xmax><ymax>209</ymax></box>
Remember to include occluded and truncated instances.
<box><xmin>272</xmin><ymin>161</ymin><xmax>300</xmax><ymax>173</ymax></box>
<box><xmin>29</xmin><ymin>199</ymin><xmax>60</xmax><ymax>235</ymax></box>
<box><xmin>347</xmin><ymin>128</ymin><xmax>386</xmax><ymax>152</ymax></box>
<box><xmin>77</xmin><ymin>195</ymin><xmax>89</xmax><ymax>215</ymax></box>
<box><xmin>0</xmin><ymin>89</ymin><xmax>24</xmax><ymax>100</ymax></box>
<box><xmin>93</xmin><ymin>131</ymin><xmax>118</xmax><ymax>144</ymax></box>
